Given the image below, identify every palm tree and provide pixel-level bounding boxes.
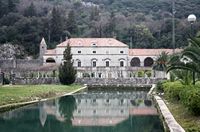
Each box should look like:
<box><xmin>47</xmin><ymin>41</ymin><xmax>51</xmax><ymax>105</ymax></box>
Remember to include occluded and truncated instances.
<box><xmin>153</xmin><ymin>51</ymin><xmax>168</xmax><ymax>78</ymax></box>
<box><xmin>153</xmin><ymin>51</ymin><xmax>168</xmax><ymax>71</ymax></box>
<box><xmin>170</xmin><ymin>69</ymin><xmax>193</xmax><ymax>85</ymax></box>
<box><xmin>167</xmin><ymin>37</ymin><xmax>200</xmax><ymax>85</ymax></box>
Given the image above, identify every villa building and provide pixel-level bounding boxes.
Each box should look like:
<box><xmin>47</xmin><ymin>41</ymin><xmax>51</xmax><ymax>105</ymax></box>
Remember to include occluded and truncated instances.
<box><xmin>41</xmin><ymin>38</ymin><xmax>180</xmax><ymax>78</ymax></box>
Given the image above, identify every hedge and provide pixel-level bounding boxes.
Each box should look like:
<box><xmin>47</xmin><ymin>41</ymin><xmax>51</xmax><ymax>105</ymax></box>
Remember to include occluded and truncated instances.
<box><xmin>157</xmin><ymin>81</ymin><xmax>200</xmax><ymax>115</ymax></box>
<box><xmin>179</xmin><ymin>86</ymin><xmax>200</xmax><ymax>115</ymax></box>
<box><xmin>162</xmin><ymin>81</ymin><xmax>184</xmax><ymax>101</ymax></box>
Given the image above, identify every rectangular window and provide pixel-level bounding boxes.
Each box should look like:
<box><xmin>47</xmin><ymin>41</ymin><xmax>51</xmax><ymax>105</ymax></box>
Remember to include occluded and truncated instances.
<box><xmin>93</xmin><ymin>51</ymin><xmax>96</xmax><ymax>54</ymax></box>
<box><xmin>78</xmin><ymin>51</ymin><xmax>81</xmax><ymax>54</ymax></box>
<box><xmin>91</xmin><ymin>73</ymin><xmax>95</xmax><ymax>78</ymax></box>
<box><xmin>78</xmin><ymin>61</ymin><xmax>81</xmax><ymax>67</ymax></box>
<box><xmin>98</xmin><ymin>73</ymin><xmax>102</xmax><ymax>78</ymax></box>
<box><xmin>106</xmin><ymin>61</ymin><xmax>109</xmax><ymax>67</ymax></box>
<box><xmin>120</xmin><ymin>61</ymin><xmax>124</xmax><ymax>67</ymax></box>
<box><xmin>92</xmin><ymin>61</ymin><xmax>96</xmax><ymax>67</ymax></box>
<box><xmin>120</xmin><ymin>51</ymin><xmax>124</xmax><ymax>54</ymax></box>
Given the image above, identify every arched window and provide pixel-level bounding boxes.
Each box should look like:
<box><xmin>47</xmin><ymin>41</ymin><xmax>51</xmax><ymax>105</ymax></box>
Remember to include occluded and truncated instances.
<box><xmin>130</xmin><ymin>57</ymin><xmax>140</xmax><ymax>67</ymax></box>
<box><xmin>91</xmin><ymin>58</ymin><xmax>97</xmax><ymax>67</ymax></box>
<box><xmin>144</xmin><ymin>100</ymin><xmax>152</xmax><ymax>107</ymax></box>
<box><xmin>92</xmin><ymin>61</ymin><xmax>96</xmax><ymax>67</ymax></box>
<box><xmin>46</xmin><ymin>58</ymin><xmax>56</xmax><ymax>63</ymax></box>
<box><xmin>118</xmin><ymin>58</ymin><xmax>125</xmax><ymax>67</ymax></box>
<box><xmin>78</xmin><ymin>61</ymin><xmax>81</xmax><ymax>67</ymax></box>
<box><xmin>144</xmin><ymin>57</ymin><xmax>154</xmax><ymax>67</ymax></box>
<box><xmin>120</xmin><ymin>61</ymin><xmax>124</xmax><ymax>67</ymax></box>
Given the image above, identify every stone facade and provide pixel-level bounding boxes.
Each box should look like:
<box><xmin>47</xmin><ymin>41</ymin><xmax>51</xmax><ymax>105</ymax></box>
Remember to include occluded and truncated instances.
<box><xmin>42</xmin><ymin>38</ymin><xmax>179</xmax><ymax>79</ymax></box>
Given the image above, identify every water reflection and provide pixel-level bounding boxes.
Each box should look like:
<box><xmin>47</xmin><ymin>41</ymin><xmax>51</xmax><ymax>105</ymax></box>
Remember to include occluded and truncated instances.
<box><xmin>59</xmin><ymin>96</ymin><xmax>77</xmax><ymax>124</ymax></box>
<box><xmin>0</xmin><ymin>91</ymin><xmax>164</xmax><ymax>132</ymax></box>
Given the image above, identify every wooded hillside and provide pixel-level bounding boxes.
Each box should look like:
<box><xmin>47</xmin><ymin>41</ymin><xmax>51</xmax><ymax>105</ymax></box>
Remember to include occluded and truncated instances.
<box><xmin>0</xmin><ymin>0</ymin><xmax>200</xmax><ymax>57</ymax></box>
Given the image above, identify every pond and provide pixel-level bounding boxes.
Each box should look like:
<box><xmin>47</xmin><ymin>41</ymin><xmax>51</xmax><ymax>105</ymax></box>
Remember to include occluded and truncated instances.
<box><xmin>0</xmin><ymin>88</ymin><xmax>164</xmax><ymax>132</ymax></box>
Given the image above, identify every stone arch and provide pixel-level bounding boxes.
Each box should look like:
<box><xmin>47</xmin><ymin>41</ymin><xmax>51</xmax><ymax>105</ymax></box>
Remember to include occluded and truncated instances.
<box><xmin>46</xmin><ymin>58</ymin><xmax>56</xmax><ymax>63</ymax></box>
<box><xmin>144</xmin><ymin>57</ymin><xmax>154</xmax><ymax>67</ymax></box>
<box><xmin>144</xmin><ymin>100</ymin><xmax>152</xmax><ymax>107</ymax></box>
<box><xmin>130</xmin><ymin>57</ymin><xmax>140</xmax><ymax>67</ymax></box>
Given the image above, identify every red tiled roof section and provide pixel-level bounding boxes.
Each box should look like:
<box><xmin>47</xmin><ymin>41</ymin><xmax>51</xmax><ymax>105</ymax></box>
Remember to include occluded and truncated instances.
<box><xmin>45</xmin><ymin>49</ymin><xmax>56</xmax><ymax>55</ymax></box>
<box><xmin>57</xmin><ymin>38</ymin><xmax>128</xmax><ymax>47</ymax></box>
<box><xmin>72</xmin><ymin>117</ymin><xmax>127</xmax><ymax>126</ymax></box>
<box><xmin>129</xmin><ymin>49</ymin><xmax>182</xmax><ymax>56</ymax></box>
<box><xmin>129</xmin><ymin>108</ymin><xmax>158</xmax><ymax>115</ymax></box>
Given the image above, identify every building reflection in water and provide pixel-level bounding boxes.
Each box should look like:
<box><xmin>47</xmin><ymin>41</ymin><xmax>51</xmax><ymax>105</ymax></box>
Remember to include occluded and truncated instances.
<box><xmin>0</xmin><ymin>91</ymin><xmax>164</xmax><ymax>132</ymax></box>
<box><xmin>39</xmin><ymin>91</ymin><xmax>157</xmax><ymax>127</ymax></box>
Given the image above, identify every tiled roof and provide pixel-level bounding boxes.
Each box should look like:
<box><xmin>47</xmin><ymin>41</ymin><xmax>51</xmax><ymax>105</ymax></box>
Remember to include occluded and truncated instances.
<box><xmin>129</xmin><ymin>49</ymin><xmax>182</xmax><ymax>56</ymax></box>
<box><xmin>57</xmin><ymin>38</ymin><xmax>128</xmax><ymax>47</ymax></box>
<box><xmin>45</xmin><ymin>49</ymin><xmax>56</xmax><ymax>55</ymax></box>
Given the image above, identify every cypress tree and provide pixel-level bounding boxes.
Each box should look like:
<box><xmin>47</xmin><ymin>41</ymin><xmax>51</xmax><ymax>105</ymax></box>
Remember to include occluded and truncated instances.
<box><xmin>59</xmin><ymin>43</ymin><xmax>76</xmax><ymax>85</ymax></box>
<box><xmin>24</xmin><ymin>2</ymin><xmax>37</xmax><ymax>17</ymax></box>
<box><xmin>50</xmin><ymin>6</ymin><xmax>64</xmax><ymax>44</ymax></box>
<box><xmin>66</xmin><ymin>10</ymin><xmax>78</xmax><ymax>35</ymax></box>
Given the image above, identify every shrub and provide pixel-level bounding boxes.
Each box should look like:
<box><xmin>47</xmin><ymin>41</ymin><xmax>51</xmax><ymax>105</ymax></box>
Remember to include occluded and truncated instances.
<box><xmin>145</xmin><ymin>70</ymin><xmax>152</xmax><ymax>77</ymax></box>
<box><xmin>156</xmin><ymin>80</ymin><xmax>169</xmax><ymax>93</ymax></box>
<box><xmin>163</xmin><ymin>81</ymin><xmax>184</xmax><ymax>101</ymax></box>
<box><xmin>83</xmin><ymin>73</ymin><xmax>90</xmax><ymax>78</ymax></box>
<box><xmin>180</xmin><ymin>86</ymin><xmax>200</xmax><ymax>115</ymax></box>
<box><xmin>137</xmin><ymin>70</ymin><xmax>145</xmax><ymax>77</ymax></box>
<box><xmin>3</xmin><ymin>77</ymin><xmax>10</xmax><ymax>84</ymax></box>
<box><xmin>195</xmin><ymin>81</ymin><xmax>200</xmax><ymax>86</ymax></box>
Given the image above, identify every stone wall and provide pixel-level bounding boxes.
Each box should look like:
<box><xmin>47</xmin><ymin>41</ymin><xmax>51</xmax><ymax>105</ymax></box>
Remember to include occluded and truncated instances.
<box><xmin>14</xmin><ymin>77</ymin><xmax>59</xmax><ymax>85</ymax></box>
<box><xmin>76</xmin><ymin>78</ymin><xmax>164</xmax><ymax>86</ymax></box>
<box><xmin>0</xmin><ymin>59</ymin><xmax>42</xmax><ymax>70</ymax></box>
<box><xmin>15</xmin><ymin>59</ymin><xmax>42</xmax><ymax>69</ymax></box>
<box><xmin>2</xmin><ymin>75</ymin><xmax>165</xmax><ymax>85</ymax></box>
<box><xmin>0</xmin><ymin>60</ymin><xmax>13</xmax><ymax>69</ymax></box>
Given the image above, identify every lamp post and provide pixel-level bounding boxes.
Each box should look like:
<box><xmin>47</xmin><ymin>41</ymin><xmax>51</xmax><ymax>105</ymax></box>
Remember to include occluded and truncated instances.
<box><xmin>187</xmin><ymin>14</ymin><xmax>197</xmax><ymax>85</ymax></box>
<box><xmin>187</xmin><ymin>14</ymin><xmax>197</xmax><ymax>36</ymax></box>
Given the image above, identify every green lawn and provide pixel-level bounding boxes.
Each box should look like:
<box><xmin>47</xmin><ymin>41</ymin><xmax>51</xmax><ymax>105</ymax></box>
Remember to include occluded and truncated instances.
<box><xmin>0</xmin><ymin>85</ymin><xmax>82</xmax><ymax>106</ymax></box>
<box><xmin>164</xmin><ymin>99</ymin><xmax>200</xmax><ymax>132</ymax></box>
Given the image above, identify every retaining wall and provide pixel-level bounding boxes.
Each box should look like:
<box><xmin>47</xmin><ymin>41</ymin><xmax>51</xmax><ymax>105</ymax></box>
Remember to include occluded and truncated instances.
<box><xmin>9</xmin><ymin>77</ymin><xmax>164</xmax><ymax>85</ymax></box>
<box><xmin>0</xmin><ymin>59</ymin><xmax>42</xmax><ymax>70</ymax></box>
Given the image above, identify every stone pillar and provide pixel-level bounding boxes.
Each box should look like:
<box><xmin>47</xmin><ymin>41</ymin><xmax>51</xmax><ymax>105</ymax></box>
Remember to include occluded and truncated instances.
<box><xmin>141</xmin><ymin>61</ymin><xmax>144</xmax><ymax>67</ymax></box>
<box><xmin>37</xmin><ymin>72</ymin><xmax>40</xmax><ymax>78</ymax></box>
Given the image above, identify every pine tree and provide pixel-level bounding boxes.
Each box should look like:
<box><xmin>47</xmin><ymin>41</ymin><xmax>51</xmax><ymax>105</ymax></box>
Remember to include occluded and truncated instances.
<box><xmin>59</xmin><ymin>43</ymin><xmax>76</xmax><ymax>85</ymax></box>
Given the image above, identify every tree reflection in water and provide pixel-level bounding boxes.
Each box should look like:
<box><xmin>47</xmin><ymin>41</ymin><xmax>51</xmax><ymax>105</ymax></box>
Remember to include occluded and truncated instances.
<box><xmin>59</xmin><ymin>95</ymin><xmax>77</xmax><ymax>126</ymax></box>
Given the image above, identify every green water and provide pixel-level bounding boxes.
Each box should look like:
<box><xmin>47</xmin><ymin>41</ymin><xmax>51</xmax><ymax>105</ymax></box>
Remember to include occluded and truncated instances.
<box><xmin>0</xmin><ymin>90</ymin><xmax>164</xmax><ymax>132</ymax></box>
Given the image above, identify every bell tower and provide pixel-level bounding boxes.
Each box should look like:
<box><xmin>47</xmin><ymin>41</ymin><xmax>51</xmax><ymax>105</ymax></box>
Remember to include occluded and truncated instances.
<box><xmin>39</xmin><ymin>37</ymin><xmax>47</xmax><ymax>59</ymax></box>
